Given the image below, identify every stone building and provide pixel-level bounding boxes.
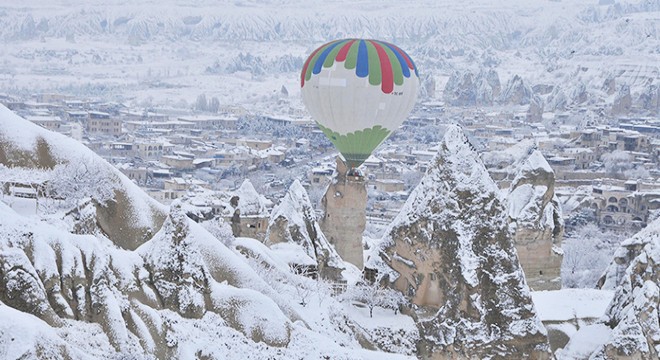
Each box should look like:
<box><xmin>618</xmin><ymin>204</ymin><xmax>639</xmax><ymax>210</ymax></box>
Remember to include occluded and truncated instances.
<box><xmin>590</xmin><ymin>180</ymin><xmax>660</xmax><ymax>232</ymax></box>
<box><xmin>227</xmin><ymin>179</ymin><xmax>270</xmax><ymax>241</ymax></box>
<box><xmin>87</xmin><ymin>111</ymin><xmax>122</xmax><ymax>136</ymax></box>
<box><xmin>26</xmin><ymin>115</ymin><xmax>62</xmax><ymax>131</ymax></box>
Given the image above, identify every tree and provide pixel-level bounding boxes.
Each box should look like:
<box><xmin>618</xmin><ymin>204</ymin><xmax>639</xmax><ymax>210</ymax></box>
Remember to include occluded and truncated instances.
<box><xmin>208</xmin><ymin>97</ymin><xmax>220</xmax><ymax>113</ymax></box>
<box><xmin>562</xmin><ymin>224</ymin><xmax>624</xmax><ymax>288</ymax></box>
<box><xmin>201</xmin><ymin>217</ymin><xmax>234</xmax><ymax>247</ymax></box>
<box><xmin>401</xmin><ymin>169</ymin><xmax>423</xmax><ymax>191</ymax></box>
<box><xmin>291</xmin><ymin>265</ymin><xmax>317</xmax><ymax>307</ymax></box>
<box><xmin>195</xmin><ymin>94</ymin><xmax>208</xmax><ymax>112</ymax></box>
<box><xmin>565</xmin><ymin>207</ymin><xmax>597</xmax><ymax>231</ymax></box>
<box><xmin>48</xmin><ymin>158</ymin><xmax>117</xmax><ymax>214</ymax></box>
<box><xmin>345</xmin><ymin>281</ymin><xmax>402</xmax><ymax>318</ymax></box>
<box><xmin>601</xmin><ymin>150</ymin><xmax>649</xmax><ymax>178</ymax></box>
<box><xmin>0</xmin><ymin>165</ymin><xmax>51</xmax><ymax>214</ymax></box>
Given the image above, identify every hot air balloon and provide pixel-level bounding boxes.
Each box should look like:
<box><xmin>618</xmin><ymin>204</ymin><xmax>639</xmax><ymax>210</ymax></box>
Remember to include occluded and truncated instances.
<box><xmin>301</xmin><ymin>39</ymin><xmax>419</xmax><ymax>170</ymax></box>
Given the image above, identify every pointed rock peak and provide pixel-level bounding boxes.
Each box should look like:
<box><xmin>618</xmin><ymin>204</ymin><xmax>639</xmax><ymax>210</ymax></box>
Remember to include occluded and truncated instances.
<box><xmin>238</xmin><ymin>178</ymin><xmax>257</xmax><ymax>194</ymax></box>
<box><xmin>376</xmin><ymin>126</ymin><xmax>549</xmax><ymax>357</ymax></box>
<box><xmin>511</xmin><ymin>149</ymin><xmax>554</xmax><ymax>188</ymax></box>
<box><xmin>285</xmin><ymin>179</ymin><xmax>309</xmax><ymax>206</ymax></box>
<box><xmin>154</xmin><ymin>202</ymin><xmax>191</xmax><ymax>245</ymax></box>
<box><xmin>441</xmin><ymin>124</ymin><xmax>476</xmax><ymax>154</ymax></box>
<box><xmin>235</xmin><ymin>179</ymin><xmax>267</xmax><ymax>216</ymax></box>
<box><xmin>432</xmin><ymin>124</ymin><xmax>498</xmax><ymax>194</ymax></box>
<box><xmin>269</xmin><ymin>179</ymin><xmax>316</xmax><ymax>227</ymax></box>
<box><xmin>383</xmin><ymin>124</ymin><xmax>502</xmax><ymax>250</ymax></box>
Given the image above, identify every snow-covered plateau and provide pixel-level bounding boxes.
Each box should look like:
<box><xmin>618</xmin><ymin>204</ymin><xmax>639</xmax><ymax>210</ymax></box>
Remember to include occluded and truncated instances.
<box><xmin>0</xmin><ymin>0</ymin><xmax>657</xmax><ymax>115</ymax></box>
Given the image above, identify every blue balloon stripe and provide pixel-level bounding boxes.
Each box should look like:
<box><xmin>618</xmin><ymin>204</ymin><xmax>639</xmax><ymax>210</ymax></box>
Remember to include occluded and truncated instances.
<box><xmin>408</xmin><ymin>53</ymin><xmax>419</xmax><ymax>77</ymax></box>
<box><xmin>381</xmin><ymin>42</ymin><xmax>410</xmax><ymax>78</ymax></box>
<box><xmin>355</xmin><ymin>40</ymin><xmax>369</xmax><ymax>78</ymax></box>
<box><xmin>313</xmin><ymin>41</ymin><xmax>342</xmax><ymax>75</ymax></box>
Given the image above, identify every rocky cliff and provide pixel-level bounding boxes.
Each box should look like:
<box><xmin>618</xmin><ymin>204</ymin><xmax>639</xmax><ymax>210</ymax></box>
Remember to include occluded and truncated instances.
<box><xmin>443</xmin><ymin>69</ymin><xmax>501</xmax><ymax>106</ymax></box>
<box><xmin>592</xmin><ymin>223</ymin><xmax>660</xmax><ymax>359</ymax></box>
<box><xmin>0</xmin><ymin>107</ymin><xmax>414</xmax><ymax>359</ymax></box>
<box><xmin>375</xmin><ymin>125</ymin><xmax>551</xmax><ymax>359</ymax></box>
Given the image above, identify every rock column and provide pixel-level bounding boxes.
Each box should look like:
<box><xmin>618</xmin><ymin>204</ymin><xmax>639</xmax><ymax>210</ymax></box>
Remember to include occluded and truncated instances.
<box><xmin>320</xmin><ymin>157</ymin><xmax>366</xmax><ymax>269</ymax></box>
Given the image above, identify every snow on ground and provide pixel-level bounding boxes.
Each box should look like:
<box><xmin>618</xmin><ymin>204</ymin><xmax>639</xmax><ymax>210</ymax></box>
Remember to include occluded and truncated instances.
<box><xmin>0</xmin><ymin>301</ymin><xmax>99</xmax><ymax>360</ymax></box>
<box><xmin>345</xmin><ymin>302</ymin><xmax>419</xmax><ymax>355</ymax></box>
<box><xmin>531</xmin><ymin>289</ymin><xmax>614</xmax><ymax>322</ymax></box>
<box><xmin>555</xmin><ymin>324</ymin><xmax>612</xmax><ymax>360</ymax></box>
<box><xmin>346</xmin><ymin>303</ymin><xmax>417</xmax><ymax>333</ymax></box>
<box><xmin>2</xmin><ymin>196</ymin><xmax>37</xmax><ymax>217</ymax></box>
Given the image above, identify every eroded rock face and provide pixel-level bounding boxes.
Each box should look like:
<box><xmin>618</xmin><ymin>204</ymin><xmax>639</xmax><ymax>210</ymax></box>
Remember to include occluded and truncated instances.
<box><xmin>377</xmin><ymin>126</ymin><xmax>551</xmax><ymax>359</ymax></box>
<box><xmin>527</xmin><ymin>95</ymin><xmax>544</xmax><ymax>122</ymax></box>
<box><xmin>638</xmin><ymin>84</ymin><xmax>659</xmax><ymax>115</ymax></box>
<box><xmin>443</xmin><ymin>69</ymin><xmax>501</xmax><ymax>106</ymax></box>
<box><xmin>500</xmin><ymin>74</ymin><xmax>534</xmax><ymax>105</ymax></box>
<box><xmin>612</xmin><ymin>84</ymin><xmax>632</xmax><ymax>115</ymax></box>
<box><xmin>320</xmin><ymin>158</ymin><xmax>366</xmax><ymax>269</ymax></box>
<box><xmin>593</xmin><ymin>227</ymin><xmax>660</xmax><ymax>359</ymax></box>
<box><xmin>507</xmin><ymin>150</ymin><xmax>563</xmax><ymax>291</ymax></box>
<box><xmin>0</xmin><ymin>201</ymin><xmax>297</xmax><ymax>358</ymax></box>
<box><xmin>266</xmin><ymin>180</ymin><xmax>345</xmax><ymax>280</ymax></box>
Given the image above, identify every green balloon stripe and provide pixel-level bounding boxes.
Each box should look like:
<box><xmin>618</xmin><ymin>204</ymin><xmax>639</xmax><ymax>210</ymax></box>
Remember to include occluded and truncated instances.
<box><xmin>344</xmin><ymin>41</ymin><xmax>360</xmax><ymax>70</ymax></box>
<box><xmin>365</xmin><ymin>41</ymin><xmax>382</xmax><ymax>86</ymax></box>
<box><xmin>317</xmin><ymin>123</ymin><xmax>391</xmax><ymax>168</ymax></box>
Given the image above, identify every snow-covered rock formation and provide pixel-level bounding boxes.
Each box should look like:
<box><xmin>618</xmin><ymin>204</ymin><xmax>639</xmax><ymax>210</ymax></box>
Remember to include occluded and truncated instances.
<box><xmin>586</xmin><ymin>219</ymin><xmax>660</xmax><ymax>359</ymax></box>
<box><xmin>227</xmin><ymin>179</ymin><xmax>270</xmax><ymax>241</ymax></box>
<box><xmin>373</xmin><ymin>125</ymin><xmax>551</xmax><ymax>358</ymax></box>
<box><xmin>0</xmin><ymin>105</ymin><xmax>165</xmax><ymax>250</ymax></box>
<box><xmin>638</xmin><ymin>84</ymin><xmax>659</xmax><ymax>115</ymax></box>
<box><xmin>443</xmin><ymin>69</ymin><xmax>501</xmax><ymax>106</ymax></box>
<box><xmin>612</xmin><ymin>84</ymin><xmax>632</xmax><ymax>115</ymax></box>
<box><xmin>0</xmin><ymin>198</ymin><xmax>301</xmax><ymax>358</ymax></box>
<box><xmin>266</xmin><ymin>180</ymin><xmax>345</xmax><ymax>280</ymax></box>
<box><xmin>500</xmin><ymin>74</ymin><xmax>534</xmax><ymax>106</ymax></box>
<box><xmin>507</xmin><ymin>149</ymin><xmax>564</xmax><ymax>291</ymax></box>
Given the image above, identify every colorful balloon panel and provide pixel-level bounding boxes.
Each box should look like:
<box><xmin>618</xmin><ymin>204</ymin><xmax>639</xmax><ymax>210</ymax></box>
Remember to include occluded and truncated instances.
<box><xmin>301</xmin><ymin>39</ymin><xmax>419</xmax><ymax>168</ymax></box>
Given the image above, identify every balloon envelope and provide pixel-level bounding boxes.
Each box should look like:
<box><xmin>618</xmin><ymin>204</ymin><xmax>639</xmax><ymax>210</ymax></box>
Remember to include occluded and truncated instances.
<box><xmin>301</xmin><ymin>39</ymin><xmax>419</xmax><ymax>169</ymax></box>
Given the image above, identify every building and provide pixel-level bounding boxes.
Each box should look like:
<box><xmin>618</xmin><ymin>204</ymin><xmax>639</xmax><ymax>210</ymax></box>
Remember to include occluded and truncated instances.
<box><xmin>178</xmin><ymin>115</ymin><xmax>238</xmax><ymax>130</ymax></box>
<box><xmin>561</xmin><ymin>148</ymin><xmax>595</xmax><ymax>170</ymax></box>
<box><xmin>591</xmin><ymin>180</ymin><xmax>660</xmax><ymax>231</ymax></box>
<box><xmin>87</xmin><ymin>111</ymin><xmax>122</xmax><ymax>136</ymax></box>
<box><xmin>161</xmin><ymin>155</ymin><xmax>194</xmax><ymax>171</ymax></box>
<box><xmin>26</xmin><ymin>115</ymin><xmax>62</xmax><ymax>131</ymax></box>
<box><xmin>373</xmin><ymin>179</ymin><xmax>405</xmax><ymax>193</ymax></box>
